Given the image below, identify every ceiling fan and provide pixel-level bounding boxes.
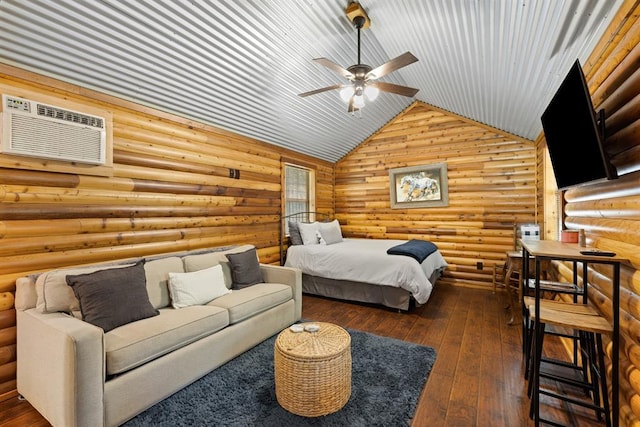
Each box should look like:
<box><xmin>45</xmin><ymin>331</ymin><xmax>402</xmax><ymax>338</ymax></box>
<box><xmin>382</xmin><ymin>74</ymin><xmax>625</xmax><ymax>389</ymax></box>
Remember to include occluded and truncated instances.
<box><xmin>299</xmin><ymin>2</ymin><xmax>419</xmax><ymax>113</ymax></box>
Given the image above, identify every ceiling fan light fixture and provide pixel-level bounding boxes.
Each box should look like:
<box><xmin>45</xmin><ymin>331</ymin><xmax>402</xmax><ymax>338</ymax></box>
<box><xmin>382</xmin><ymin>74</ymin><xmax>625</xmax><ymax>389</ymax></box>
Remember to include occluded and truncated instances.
<box><xmin>353</xmin><ymin>94</ymin><xmax>365</xmax><ymax>109</ymax></box>
<box><xmin>339</xmin><ymin>86</ymin><xmax>355</xmax><ymax>102</ymax></box>
<box><xmin>354</xmin><ymin>81</ymin><xmax>364</xmax><ymax>96</ymax></box>
<box><xmin>364</xmin><ymin>85</ymin><xmax>379</xmax><ymax>101</ymax></box>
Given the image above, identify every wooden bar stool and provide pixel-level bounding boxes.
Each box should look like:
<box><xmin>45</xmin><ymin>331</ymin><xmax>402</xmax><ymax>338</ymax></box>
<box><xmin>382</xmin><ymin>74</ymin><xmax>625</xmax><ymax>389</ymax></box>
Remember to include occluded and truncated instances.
<box><xmin>493</xmin><ymin>251</ymin><xmax>522</xmax><ymax>324</ymax></box>
<box><xmin>521</xmin><ymin>260</ymin><xmax>583</xmax><ymax>368</ymax></box>
<box><xmin>526</xmin><ymin>298</ymin><xmax>612</xmax><ymax>426</ymax></box>
<box><xmin>523</xmin><ymin>296</ymin><xmax>600</xmax><ymax>379</ymax></box>
<box><xmin>495</xmin><ymin>250</ymin><xmax>549</xmax><ymax>325</ymax></box>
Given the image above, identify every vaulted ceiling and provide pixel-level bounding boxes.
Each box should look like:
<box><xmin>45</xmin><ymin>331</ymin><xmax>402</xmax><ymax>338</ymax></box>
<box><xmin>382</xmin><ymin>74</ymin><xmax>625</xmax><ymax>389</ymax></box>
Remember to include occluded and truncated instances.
<box><xmin>0</xmin><ymin>0</ymin><xmax>624</xmax><ymax>162</ymax></box>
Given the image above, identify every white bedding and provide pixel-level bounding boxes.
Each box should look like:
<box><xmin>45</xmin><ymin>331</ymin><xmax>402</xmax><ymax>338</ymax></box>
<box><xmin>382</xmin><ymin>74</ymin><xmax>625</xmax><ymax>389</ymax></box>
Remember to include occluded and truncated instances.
<box><xmin>284</xmin><ymin>238</ymin><xmax>448</xmax><ymax>304</ymax></box>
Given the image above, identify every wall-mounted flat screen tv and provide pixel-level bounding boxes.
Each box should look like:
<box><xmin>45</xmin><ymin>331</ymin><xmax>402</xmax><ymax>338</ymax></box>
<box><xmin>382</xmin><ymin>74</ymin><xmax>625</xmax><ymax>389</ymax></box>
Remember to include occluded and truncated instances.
<box><xmin>540</xmin><ymin>59</ymin><xmax>617</xmax><ymax>190</ymax></box>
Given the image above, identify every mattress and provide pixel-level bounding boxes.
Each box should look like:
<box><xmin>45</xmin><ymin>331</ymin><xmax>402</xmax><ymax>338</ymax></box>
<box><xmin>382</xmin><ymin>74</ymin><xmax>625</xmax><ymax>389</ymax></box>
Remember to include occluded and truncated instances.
<box><xmin>284</xmin><ymin>238</ymin><xmax>448</xmax><ymax>305</ymax></box>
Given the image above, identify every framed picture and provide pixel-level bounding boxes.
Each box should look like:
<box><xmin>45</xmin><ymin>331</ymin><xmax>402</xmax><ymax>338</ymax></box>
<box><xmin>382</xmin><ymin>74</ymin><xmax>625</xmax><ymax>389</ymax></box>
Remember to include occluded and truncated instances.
<box><xmin>389</xmin><ymin>163</ymin><xmax>449</xmax><ymax>208</ymax></box>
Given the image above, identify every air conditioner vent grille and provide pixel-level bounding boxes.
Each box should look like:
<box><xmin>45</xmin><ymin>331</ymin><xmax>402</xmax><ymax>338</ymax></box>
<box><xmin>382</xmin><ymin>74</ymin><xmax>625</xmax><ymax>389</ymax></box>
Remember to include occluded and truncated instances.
<box><xmin>37</xmin><ymin>103</ymin><xmax>104</xmax><ymax>129</ymax></box>
<box><xmin>11</xmin><ymin>115</ymin><xmax>103</xmax><ymax>163</ymax></box>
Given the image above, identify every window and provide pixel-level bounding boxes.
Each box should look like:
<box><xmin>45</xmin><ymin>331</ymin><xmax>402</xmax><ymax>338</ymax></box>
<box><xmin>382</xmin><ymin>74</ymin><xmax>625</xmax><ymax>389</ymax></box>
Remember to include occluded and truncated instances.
<box><xmin>283</xmin><ymin>163</ymin><xmax>315</xmax><ymax>224</ymax></box>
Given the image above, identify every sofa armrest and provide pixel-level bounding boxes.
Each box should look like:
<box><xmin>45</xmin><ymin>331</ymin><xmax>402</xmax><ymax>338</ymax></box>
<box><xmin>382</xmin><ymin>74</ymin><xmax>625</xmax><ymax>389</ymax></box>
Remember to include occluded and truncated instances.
<box><xmin>17</xmin><ymin>309</ymin><xmax>105</xmax><ymax>427</ymax></box>
<box><xmin>260</xmin><ymin>264</ymin><xmax>302</xmax><ymax>320</ymax></box>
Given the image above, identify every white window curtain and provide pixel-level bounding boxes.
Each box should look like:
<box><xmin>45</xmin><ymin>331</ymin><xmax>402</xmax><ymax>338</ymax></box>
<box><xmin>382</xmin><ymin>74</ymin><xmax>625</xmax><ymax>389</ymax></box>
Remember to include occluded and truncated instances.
<box><xmin>285</xmin><ymin>164</ymin><xmax>310</xmax><ymax>220</ymax></box>
<box><xmin>284</xmin><ymin>164</ymin><xmax>316</xmax><ymax>235</ymax></box>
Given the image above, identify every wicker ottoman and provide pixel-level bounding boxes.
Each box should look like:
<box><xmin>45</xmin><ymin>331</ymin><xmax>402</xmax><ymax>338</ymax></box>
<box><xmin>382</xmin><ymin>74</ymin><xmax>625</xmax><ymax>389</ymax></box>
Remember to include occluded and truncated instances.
<box><xmin>274</xmin><ymin>322</ymin><xmax>351</xmax><ymax>417</ymax></box>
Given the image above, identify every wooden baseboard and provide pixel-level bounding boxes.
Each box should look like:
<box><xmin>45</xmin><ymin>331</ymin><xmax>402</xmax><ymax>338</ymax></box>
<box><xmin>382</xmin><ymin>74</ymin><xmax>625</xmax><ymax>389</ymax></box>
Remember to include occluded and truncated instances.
<box><xmin>0</xmin><ymin>389</ymin><xmax>18</xmax><ymax>402</ymax></box>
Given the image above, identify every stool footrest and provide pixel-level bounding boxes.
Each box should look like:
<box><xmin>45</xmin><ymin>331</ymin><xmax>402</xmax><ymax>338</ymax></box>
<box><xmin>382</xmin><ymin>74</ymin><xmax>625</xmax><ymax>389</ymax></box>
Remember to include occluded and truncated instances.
<box><xmin>525</xmin><ymin>278</ymin><xmax>582</xmax><ymax>294</ymax></box>
<box><xmin>539</xmin><ymin>370</ymin><xmax>594</xmax><ymax>392</ymax></box>
<box><xmin>540</xmin><ymin>357</ymin><xmax>585</xmax><ymax>372</ymax></box>
<box><xmin>539</xmin><ymin>388</ymin><xmax>607</xmax><ymax>413</ymax></box>
<box><xmin>535</xmin><ymin>417</ymin><xmax>570</xmax><ymax>427</ymax></box>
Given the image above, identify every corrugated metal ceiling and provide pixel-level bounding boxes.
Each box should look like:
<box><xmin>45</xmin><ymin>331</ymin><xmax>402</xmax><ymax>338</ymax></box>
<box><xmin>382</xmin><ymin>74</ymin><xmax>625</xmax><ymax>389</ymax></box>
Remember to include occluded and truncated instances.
<box><xmin>0</xmin><ymin>0</ymin><xmax>624</xmax><ymax>163</ymax></box>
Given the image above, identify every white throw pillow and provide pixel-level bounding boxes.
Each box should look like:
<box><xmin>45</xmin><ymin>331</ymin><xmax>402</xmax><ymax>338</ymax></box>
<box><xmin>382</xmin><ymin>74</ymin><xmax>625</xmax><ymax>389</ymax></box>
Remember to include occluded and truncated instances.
<box><xmin>319</xmin><ymin>220</ymin><xmax>343</xmax><ymax>245</ymax></box>
<box><xmin>298</xmin><ymin>222</ymin><xmax>321</xmax><ymax>245</ymax></box>
<box><xmin>168</xmin><ymin>264</ymin><xmax>231</xmax><ymax>309</ymax></box>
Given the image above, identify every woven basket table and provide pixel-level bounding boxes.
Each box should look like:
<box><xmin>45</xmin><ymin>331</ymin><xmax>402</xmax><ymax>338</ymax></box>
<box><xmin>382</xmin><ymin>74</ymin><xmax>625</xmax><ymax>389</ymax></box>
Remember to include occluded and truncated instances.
<box><xmin>274</xmin><ymin>322</ymin><xmax>352</xmax><ymax>417</ymax></box>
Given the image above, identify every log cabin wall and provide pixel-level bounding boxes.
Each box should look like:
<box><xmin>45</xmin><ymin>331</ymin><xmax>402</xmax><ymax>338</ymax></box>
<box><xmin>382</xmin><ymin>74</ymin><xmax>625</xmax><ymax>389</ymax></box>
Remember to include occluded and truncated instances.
<box><xmin>335</xmin><ymin>101</ymin><xmax>537</xmax><ymax>289</ymax></box>
<box><xmin>0</xmin><ymin>65</ymin><xmax>334</xmax><ymax>400</ymax></box>
<box><xmin>537</xmin><ymin>2</ymin><xmax>640</xmax><ymax>425</ymax></box>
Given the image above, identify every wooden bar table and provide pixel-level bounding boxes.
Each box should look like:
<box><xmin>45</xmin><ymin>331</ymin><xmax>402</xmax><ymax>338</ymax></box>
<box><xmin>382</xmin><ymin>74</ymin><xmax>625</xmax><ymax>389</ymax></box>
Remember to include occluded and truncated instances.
<box><xmin>521</xmin><ymin>239</ymin><xmax>626</xmax><ymax>427</ymax></box>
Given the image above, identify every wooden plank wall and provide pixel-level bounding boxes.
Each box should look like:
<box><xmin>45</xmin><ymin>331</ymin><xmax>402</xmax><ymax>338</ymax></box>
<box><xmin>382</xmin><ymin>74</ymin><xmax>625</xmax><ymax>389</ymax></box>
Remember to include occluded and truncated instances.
<box><xmin>540</xmin><ymin>2</ymin><xmax>640</xmax><ymax>425</ymax></box>
<box><xmin>335</xmin><ymin>101</ymin><xmax>537</xmax><ymax>289</ymax></box>
<box><xmin>0</xmin><ymin>66</ymin><xmax>334</xmax><ymax>400</ymax></box>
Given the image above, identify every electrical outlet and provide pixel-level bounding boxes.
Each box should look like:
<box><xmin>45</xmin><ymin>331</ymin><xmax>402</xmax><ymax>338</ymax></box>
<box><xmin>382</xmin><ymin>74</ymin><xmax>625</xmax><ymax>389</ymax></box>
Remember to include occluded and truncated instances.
<box><xmin>476</xmin><ymin>261</ymin><xmax>483</xmax><ymax>270</ymax></box>
<box><xmin>229</xmin><ymin>168</ymin><xmax>235</xmax><ymax>178</ymax></box>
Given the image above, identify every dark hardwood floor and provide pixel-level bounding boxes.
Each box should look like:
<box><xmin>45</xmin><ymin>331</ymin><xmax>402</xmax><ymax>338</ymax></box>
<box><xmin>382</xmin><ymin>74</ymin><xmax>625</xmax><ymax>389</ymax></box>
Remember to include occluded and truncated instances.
<box><xmin>0</xmin><ymin>284</ymin><xmax>607</xmax><ymax>426</ymax></box>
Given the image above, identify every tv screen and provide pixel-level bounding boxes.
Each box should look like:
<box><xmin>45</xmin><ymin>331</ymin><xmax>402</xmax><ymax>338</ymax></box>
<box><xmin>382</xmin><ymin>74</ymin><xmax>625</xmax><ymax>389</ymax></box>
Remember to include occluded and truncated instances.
<box><xmin>540</xmin><ymin>59</ymin><xmax>617</xmax><ymax>190</ymax></box>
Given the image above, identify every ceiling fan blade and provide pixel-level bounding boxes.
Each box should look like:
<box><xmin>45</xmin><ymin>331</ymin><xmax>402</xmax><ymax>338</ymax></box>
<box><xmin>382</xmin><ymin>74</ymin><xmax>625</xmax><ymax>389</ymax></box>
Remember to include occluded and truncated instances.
<box><xmin>313</xmin><ymin>58</ymin><xmax>353</xmax><ymax>79</ymax></box>
<box><xmin>298</xmin><ymin>84</ymin><xmax>343</xmax><ymax>97</ymax></box>
<box><xmin>370</xmin><ymin>81</ymin><xmax>419</xmax><ymax>97</ymax></box>
<box><xmin>366</xmin><ymin>52</ymin><xmax>418</xmax><ymax>80</ymax></box>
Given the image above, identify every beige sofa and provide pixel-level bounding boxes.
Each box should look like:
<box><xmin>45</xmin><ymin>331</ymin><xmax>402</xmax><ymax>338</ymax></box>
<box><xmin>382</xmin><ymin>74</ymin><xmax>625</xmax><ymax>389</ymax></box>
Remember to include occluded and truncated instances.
<box><xmin>14</xmin><ymin>244</ymin><xmax>302</xmax><ymax>427</ymax></box>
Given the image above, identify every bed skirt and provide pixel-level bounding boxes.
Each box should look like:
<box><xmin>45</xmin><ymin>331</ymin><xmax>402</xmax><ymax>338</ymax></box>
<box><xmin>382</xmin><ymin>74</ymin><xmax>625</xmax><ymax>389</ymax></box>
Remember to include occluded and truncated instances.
<box><xmin>301</xmin><ymin>268</ymin><xmax>443</xmax><ymax>311</ymax></box>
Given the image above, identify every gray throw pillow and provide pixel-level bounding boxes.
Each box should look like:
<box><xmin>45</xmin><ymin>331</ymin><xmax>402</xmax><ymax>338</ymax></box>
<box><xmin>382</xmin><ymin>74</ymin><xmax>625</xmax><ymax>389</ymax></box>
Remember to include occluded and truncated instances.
<box><xmin>226</xmin><ymin>248</ymin><xmax>264</xmax><ymax>289</ymax></box>
<box><xmin>288</xmin><ymin>221</ymin><xmax>303</xmax><ymax>245</ymax></box>
<box><xmin>66</xmin><ymin>261</ymin><xmax>159</xmax><ymax>332</ymax></box>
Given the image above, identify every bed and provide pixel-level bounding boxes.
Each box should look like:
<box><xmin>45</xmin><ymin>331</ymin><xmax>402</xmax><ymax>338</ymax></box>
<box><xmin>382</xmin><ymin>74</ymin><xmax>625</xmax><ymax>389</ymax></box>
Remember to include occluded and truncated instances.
<box><xmin>281</xmin><ymin>213</ymin><xmax>448</xmax><ymax>311</ymax></box>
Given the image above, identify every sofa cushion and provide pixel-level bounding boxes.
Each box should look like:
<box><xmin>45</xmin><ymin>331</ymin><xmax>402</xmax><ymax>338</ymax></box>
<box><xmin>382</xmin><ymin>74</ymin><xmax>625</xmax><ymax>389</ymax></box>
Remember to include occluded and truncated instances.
<box><xmin>181</xmin><ymin>244</ymin><xmax>256</xmax><ymax>287</ymax></box>
<box><xmin>207</xmin><ymin>282</ymin><xmax>292</xmax><ymax>324</ymax></box>
<box><xmin>105</xmin><ymin>305</ymin><xmax>229</xmax><ymax>375</ymax></box>
<box><xmin>168</xmin><ymin>264</ymin><xmax>231</xmax><ymax>308</ymax></box>
<box><xmin>182</xmin><ymin>252</ymin><xmax>233</xmax><ymax>288</ymax></box>
<box><xmin>35</xmin><ymin>262</ymin><xmax>134</xmax><ymax>314</ymax></box>
<box><xmin>15</xmin><ymin>276</ymin><xmax>37</xmax><ymax>310</ymax></box>
<box><xmin>226</xmin><ymin>247</ymin><xmax>264</xmax><ymax>289</ymax></box>
<box><xmin>66</xmin><ymin>262</ymin><xmax>159</xmax><ymax>333</ymax></box>
<box><xmin>143</xmin><ymin>256</ymin><xmax>184</xmax><ymax>309</ymax></box>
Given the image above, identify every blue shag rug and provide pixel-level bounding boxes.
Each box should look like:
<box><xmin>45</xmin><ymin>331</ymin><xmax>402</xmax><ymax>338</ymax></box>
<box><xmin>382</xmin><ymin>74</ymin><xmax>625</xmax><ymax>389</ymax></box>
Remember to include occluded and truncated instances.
<box><xmin>123</xmin><ymin>327</ymin><xmax>436</xmax><ymax>426</ymax></box>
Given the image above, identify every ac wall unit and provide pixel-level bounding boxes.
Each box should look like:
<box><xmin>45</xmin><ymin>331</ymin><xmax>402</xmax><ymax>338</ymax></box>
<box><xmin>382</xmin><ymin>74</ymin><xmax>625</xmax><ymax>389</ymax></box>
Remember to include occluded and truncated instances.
<box><xmin>1</xmin><ymin>94</ymin><xmax>106</xmax><ymax>165</ymax></box>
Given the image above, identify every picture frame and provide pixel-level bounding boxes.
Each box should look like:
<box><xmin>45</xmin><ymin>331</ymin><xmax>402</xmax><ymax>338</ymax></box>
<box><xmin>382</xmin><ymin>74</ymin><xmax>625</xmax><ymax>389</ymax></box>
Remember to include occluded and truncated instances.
<box><xmin>389</xmin><ymin>163</ymin><xmax>449</xmax><ymax>209</ymax></box>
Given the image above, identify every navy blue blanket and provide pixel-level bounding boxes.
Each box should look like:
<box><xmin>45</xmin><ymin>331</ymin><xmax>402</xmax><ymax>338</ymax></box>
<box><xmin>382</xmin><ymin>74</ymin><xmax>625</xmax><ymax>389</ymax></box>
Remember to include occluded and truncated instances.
<box><xmin>386</xmin><ymin>239</ymin><xmax>438</xmax><ymax>263</ymax></box>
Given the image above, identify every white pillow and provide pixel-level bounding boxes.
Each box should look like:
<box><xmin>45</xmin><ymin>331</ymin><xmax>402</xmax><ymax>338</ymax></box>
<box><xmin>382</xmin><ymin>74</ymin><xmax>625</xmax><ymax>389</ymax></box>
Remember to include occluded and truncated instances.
<box><xmin>298</xmin><ymin>222</ymin><xmax>321</xmax><ymax>245</ymax></box>
<box><xmin>319</xmin><ymin>220</ymin><xmax>343</xmax><ymax>245</ymax></box>
<box><xmin>317</xmin><ymin>230</ymin><xmax>326</xmax><ymax>245</ymax></box>
<box><xmin>168</xmin><ymin>264</ymin><xmax>231</xmax><ymax>309</ymax></box>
